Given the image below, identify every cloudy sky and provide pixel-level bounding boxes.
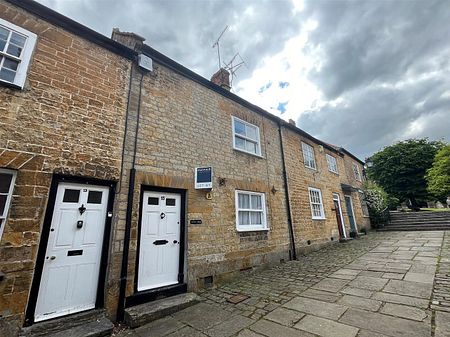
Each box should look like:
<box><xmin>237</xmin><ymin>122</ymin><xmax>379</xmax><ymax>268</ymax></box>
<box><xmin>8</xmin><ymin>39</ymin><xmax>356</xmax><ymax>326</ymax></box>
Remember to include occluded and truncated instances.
<box><xmin>37</xmin><ymin>0</ymin><xmax>450</xmax><ymax>159</ymax></box>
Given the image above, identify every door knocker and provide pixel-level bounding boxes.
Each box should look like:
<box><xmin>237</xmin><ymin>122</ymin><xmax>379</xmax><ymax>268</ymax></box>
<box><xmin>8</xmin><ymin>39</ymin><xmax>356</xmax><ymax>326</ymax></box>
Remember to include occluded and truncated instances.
<box><xmin>78</xmin><ymin>204</ymin><xmax>86</xmax><ymax>215</ymax></box>
<box><xmin>160</xmin><ymin>212</ymin><xmax>166</xmax><ymax>219</ymax></box>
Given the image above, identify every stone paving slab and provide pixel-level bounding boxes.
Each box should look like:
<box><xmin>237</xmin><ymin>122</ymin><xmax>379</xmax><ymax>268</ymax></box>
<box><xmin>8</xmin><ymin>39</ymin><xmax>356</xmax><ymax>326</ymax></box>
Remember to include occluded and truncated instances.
<box><xmin>340</xmin><ymin>286</ymin><xmax>374</xmax><ymax>298</ymax></box>
<box><xmin>205</xmin><ymin>315</ymin><xmax>255</xmax><ymax>337</ymax></box>
<box><xmin>404</xmin><ymin>272</ymin><xmax>434</xmax><ymax>284</ymax></box>
<box><xmin>294</xmin><ymin>315</ymin><xmax>359</xmax><ymax>337</ymax></box>
<box><xmin>339</xmin><ymin>308</ymin><xmax>431</xmax><ymax>337</ymax></box>
<box><xmin>171</xmin><ymin>303</ymin><xmax>233</xmax><ymax>331</ymax></box>
<box><xmin>380</xmin><ymin>303</ymin><xmax>428</xmax><ymax>322</ymax></box>
<box><xmin>383</xmin><ymin>279</ymin><xmax>433</xmax><ymax>299</ymax></box>
<box><xmin>371</xmin><ymin>292</ymin><xmax>430</xmax><ymax>309</ymax></box>
<box><xmin>299</xmin><ymin>288</ymin><xmax>341</xmax><ymax>302</ymax></box>
<box><xmin>348</xmin><ymin>275</ymin><xmax>389</xmax><ymax>291</ymax></box>
<box><xmin>264</xmin><ymin>307</ymin><xmax>305</xmax><ymax>327</ymax></box>
<box><xmin>283</xmin><ymin>297</ymin><xmax>348</xmax><ymax>320</ymax></box>
<box><xmin>311</xmin><ymin>277</ymin><xmax>349</xmax><ymax>292</ymax></box>
<box><xmin>166</xmin><ymin>326</ymin><xmax>207</xmax><ymax>337</ymax></box>
<box><xmin>249</xmin><ymin>319</ymin><xmax>315</xmax><ymax>337</ymax></box>
<box><xmin>338</xmin><ymin>295</ymin><xmax>382</xmax><ymax>311</ymax></box>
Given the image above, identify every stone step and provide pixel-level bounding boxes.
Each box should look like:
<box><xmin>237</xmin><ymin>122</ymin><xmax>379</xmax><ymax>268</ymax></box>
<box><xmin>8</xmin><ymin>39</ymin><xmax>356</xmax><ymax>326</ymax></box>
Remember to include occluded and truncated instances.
<box><xmin>378</xmin><ymin>225</ymin><xmax>450</xmax><ymax>232</ymax></box>
<box><xmin>390</xmin><ymin>211</ymin><xmax>450</xmax><ymax>218</ymax></box>
<box><xmin>391</xmin><ymin>215</ymin><xmax>450</xmax><ymax>219</ymax></box>
<box><xmin>20</xmin><ymin>309</ymin><xmax>113</xmax><ymax>337</ymax></box>
<box><xmin>124</xmin><ymin>292</ymin><xmax>200</xmax><ymax>328</ymax></box>
<box><xmin>389</xmin><ymin>220</ymin><xmax>450</xmax><ymax>225</ymax></box>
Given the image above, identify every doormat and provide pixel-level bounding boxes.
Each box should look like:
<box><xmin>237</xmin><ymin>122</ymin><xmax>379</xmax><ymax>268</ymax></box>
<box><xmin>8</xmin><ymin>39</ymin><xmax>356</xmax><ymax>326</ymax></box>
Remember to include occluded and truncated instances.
<box><xmin>227</xmin><ymin>293</ymin><xmax>249</xmax><ymax>304</ymax></box>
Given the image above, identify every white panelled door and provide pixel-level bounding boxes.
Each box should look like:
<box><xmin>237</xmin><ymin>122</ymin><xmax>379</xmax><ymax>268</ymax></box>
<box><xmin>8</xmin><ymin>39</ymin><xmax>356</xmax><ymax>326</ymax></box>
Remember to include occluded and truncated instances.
<box><xmin>138</xmin><ymin>191</ymin><xmax>181</xmax><ymax>291</ymax></box>
<box><xmin>35</xmin><ymin>183</ymin><xmax>109</xmax><ymax>322</ymax></box>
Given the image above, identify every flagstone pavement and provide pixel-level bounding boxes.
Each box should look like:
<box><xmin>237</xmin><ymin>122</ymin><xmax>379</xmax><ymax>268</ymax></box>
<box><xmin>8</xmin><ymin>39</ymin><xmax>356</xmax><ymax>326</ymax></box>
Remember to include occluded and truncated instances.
<box><xmin>117</xmin><ymin>231</ymin><xmax>450</xmax><ymax>337</ymax></box>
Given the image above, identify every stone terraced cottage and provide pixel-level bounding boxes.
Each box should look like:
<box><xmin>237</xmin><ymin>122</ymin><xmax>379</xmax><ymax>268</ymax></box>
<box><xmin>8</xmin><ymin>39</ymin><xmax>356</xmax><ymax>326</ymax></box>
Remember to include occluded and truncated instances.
<box><xmin>0</xmin><ymin>0</ymin><xmax>369</xmax><ymax>334</ymax></box>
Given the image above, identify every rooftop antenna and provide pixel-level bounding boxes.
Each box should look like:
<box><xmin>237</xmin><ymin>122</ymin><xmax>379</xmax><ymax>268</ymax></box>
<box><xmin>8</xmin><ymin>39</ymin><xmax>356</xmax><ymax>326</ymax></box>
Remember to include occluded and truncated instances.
<box><xmin>223</xmin><ymin>52</ymin><xmax>247</xmax><ymax>87</ymax></box>
<box><xmin>212</xmin><ymin>25</ymin><xmax>228</xmax><ymax>69</ymax></box>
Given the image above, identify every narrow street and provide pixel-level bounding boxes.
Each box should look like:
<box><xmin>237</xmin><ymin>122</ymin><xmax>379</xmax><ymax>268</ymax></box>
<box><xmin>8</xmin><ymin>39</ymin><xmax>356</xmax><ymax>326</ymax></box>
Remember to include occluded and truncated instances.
<box><xmin>118</xmin><ymin>231</ymin><xmax>450</xmax><ymax>337</ymax></box>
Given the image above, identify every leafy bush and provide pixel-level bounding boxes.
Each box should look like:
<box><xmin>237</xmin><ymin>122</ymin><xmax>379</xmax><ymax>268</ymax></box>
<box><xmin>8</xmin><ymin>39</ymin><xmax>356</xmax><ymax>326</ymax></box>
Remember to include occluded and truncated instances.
<box><xmin>363</xmin><ymin>181</ymin><xmax>393</xmax><ymax>228</ymax></box>
<box><xmin>426</xmin><ymin>145</ymin><xmax>450</xmax><ymax>203</ymax></box>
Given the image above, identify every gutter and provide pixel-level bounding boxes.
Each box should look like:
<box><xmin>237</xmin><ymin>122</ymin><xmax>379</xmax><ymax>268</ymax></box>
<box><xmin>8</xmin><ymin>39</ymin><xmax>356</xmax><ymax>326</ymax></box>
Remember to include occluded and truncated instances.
<box><xmin>278</xmin><ymin>122</ymin><xmax>297</xmax><ymax>260</ymax></box>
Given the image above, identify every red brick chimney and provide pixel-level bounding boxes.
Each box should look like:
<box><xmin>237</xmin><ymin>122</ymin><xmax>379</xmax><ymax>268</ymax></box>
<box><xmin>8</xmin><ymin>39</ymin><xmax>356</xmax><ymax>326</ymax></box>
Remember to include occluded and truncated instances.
<box><xmin>211</xmin><ymin>68</ymin><xmax>231</xmax><ymax>91</ymax></box>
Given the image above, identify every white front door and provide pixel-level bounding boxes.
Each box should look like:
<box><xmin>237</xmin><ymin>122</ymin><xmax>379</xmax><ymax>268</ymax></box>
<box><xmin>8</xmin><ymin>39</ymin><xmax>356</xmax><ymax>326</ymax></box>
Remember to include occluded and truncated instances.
<box><xmin>35</xmin><ymin>183</ymin><xmax>109</xmax><ymax>322</ymax></box>
<box><xmin>138</xmin><ymin>191</ymin><xmax>181</xmax><ymax>291</ymax></box>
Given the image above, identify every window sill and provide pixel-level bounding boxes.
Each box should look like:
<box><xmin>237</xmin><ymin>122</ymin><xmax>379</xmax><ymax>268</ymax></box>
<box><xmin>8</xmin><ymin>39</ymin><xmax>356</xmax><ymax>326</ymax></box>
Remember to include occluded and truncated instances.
<box><xmin>304</xmin><ymin>165</ymin><xmax>317</xmax><ymax>171</ymax></box>
<box><xmin>0</xmin><ymin>79</ymin><xmax>22</xmax><ymax>90</ymax></box>
<box><xmin>328</xmin><ymin>170</ymin><xmax>339</xmax><ymax>175</ymax></box>
<box><xmin>311</xmin><ymin>217</ymin><xmax>326</xmax><ymax>220</ymax></box>
<box><xmin>233</xmin><ymin>147</ymin><xmax>264</xmax><ymax>159</ymax></box>
<box><xmin>236</xmin><ymin>227</ymin><xmax>270</xmax><ymax>232</ymax></box>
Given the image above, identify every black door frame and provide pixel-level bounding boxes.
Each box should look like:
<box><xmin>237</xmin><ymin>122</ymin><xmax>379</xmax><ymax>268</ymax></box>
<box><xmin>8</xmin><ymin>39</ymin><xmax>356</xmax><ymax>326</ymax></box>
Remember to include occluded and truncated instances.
<box><xmin>24</xmin><ymin>174</ymin><xmax>116</xmax><ymax>326</ymax></box>
<box><xmin>126</xmin><ymin>185</ymin><xmax>187</xmax><ymax>308</ymax></box>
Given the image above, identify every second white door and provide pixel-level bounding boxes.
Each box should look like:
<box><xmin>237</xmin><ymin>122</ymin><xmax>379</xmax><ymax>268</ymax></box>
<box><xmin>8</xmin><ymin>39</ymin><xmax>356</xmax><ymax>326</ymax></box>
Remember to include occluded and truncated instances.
<box><xmin>138</xmin><ymin>191</ymin><xmax>181</xmax><ymax>291</ymax></box>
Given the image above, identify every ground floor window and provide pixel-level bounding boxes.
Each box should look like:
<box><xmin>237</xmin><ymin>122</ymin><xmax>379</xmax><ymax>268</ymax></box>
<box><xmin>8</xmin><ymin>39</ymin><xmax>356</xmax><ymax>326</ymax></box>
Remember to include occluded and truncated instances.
<box><xmin>0</xmin><ymin>168</ymin><xmax>16</xmax><ymax>240</ymax></box>
<box><xmin>235</xmin><ymin>190</ymin><xmax>267</xmax><ymax>231</ymax></box>
<box><xmin>308</xmin><ymin>187</ymin><xmax>325</xmax><ymax>219</ymax></box>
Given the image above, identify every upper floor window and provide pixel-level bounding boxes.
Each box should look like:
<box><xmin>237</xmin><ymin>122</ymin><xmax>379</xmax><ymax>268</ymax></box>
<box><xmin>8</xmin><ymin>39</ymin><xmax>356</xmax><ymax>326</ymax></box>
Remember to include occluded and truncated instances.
<box><xmin>308</xmin><ymin>187</ymin><xmax>325</xmax><ymax>219</ymax></box>
<box><xmin>235</xmin><ymin>190</ymin><xmax>268</xmax><ymax>231</ymax></box>
<box><xmin>232</xmin><ymin>116</ymin><xmax>261</xmax><ymax>156</ymax></box>
<box><xmin>353</xmin><ymin>163</ymin><xmax>362</xmax><ymax>181</ymax></box>
<box><xmin>0</xmin><ymin>169</ymin><xmax>17</xmax><ymax>241</ymax></box>
<box><xmin>0</xmin><ymin>18</ymin><xmax>37</xmax><ymax>88</ymax></box>
<box><xmin>301</xmin><ymin>142</ymin><xmax>316</xmax><ymax>170</ymax></box>
<box><xmin>326</xmin><ymin>154</ymin><xmax>338</xmax><ymax>174</ymax></box>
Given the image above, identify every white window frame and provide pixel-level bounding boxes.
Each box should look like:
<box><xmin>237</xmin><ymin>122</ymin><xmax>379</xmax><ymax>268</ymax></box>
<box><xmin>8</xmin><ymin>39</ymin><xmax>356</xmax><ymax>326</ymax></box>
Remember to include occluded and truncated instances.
<box><xmin>232</xmin><ymin>116</ymin><xmax>262</xmax><ymax>157</ymax></box>
<box><xmin>301</xmin><ymin>142</ymin><xmax>316</xmax><ymax>170</ymax></box>
<box><xmin>326</xmin><ymin>154</ymin><xmax>338</xmax><ymax>174</ymax></box>
<box><xmin>0</xmin><ymin>168</ymin><xmax>17</xmax><ymax>241</ymax></box>
<box><xmin>235</xmin><ymin>190</ymin><xmax>268</xmax><ymax>232</ymax></box>
<box><xmin>308</xmin><ymin>187</ymin><xmax>325</xmax><ymax>220</ymax></box>
<box><xmin>353</xmin><ymin>163</ymin><xmax>362</xmax><ymax>181</ymax></box>
<box><xmin>0</xmin><ymin>18</ymin><xmax>37</xmax><ymax>88</ymax></box>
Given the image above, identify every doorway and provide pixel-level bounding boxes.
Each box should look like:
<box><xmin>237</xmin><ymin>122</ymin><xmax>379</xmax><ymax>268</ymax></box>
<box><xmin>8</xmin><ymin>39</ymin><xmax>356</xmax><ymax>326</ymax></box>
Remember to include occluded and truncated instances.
<box><xmin>333</xmin><ymin>193</ymin><xmax>346</xmax><ymax>239</ymax></box>
<box><xmin>34</xmin><ymin>182</ymin><xmax>110</xmax><ymax>322</ymax></box>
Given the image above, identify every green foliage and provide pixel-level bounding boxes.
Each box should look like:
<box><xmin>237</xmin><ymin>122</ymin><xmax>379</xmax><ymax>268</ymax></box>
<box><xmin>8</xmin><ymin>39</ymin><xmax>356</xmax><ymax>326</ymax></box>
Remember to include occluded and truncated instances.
<box><xmin>363</xmin><ymin>181</ymin><xmax>388</xmax><ymax>212</ymax></box>
<box><xmin>367</xmin><ymin>138</ymin><xmax>444</xmax><ymax>205</ymax></box>
<box><xmin>363</xmin><ymin>181</ymin><xmax>391</xmax><ymax>227</ymax></box>
<box><xmin>426</xmin><ymin>145</ymin><xmax>450</xmax><ymax>202</ymax></box>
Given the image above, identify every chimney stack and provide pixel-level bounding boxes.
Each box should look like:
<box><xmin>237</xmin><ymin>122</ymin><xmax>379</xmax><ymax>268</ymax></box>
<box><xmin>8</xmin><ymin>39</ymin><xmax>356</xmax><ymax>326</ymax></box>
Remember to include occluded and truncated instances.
<box><xmin>211</xmin><ymin>68</ymin><xmax>231</xmax><ymax>91</ymax></box>
<box><xmin>111</xmin><ymin>28</ymin><xmax>145</xmax><ymax>52</ymax></box>
<box><xmin>288</xmin><ymin>119</ymin><xmax>296</xmax><ymax>126</ymax></box>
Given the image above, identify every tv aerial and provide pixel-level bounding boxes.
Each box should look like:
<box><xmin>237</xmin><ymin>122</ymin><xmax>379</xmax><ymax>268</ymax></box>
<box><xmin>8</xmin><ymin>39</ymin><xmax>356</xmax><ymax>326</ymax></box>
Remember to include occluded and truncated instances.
<box><xmin>212</xmin><ymin>26</ymin><xmax>247</xmax><ymax>88</ymax></box>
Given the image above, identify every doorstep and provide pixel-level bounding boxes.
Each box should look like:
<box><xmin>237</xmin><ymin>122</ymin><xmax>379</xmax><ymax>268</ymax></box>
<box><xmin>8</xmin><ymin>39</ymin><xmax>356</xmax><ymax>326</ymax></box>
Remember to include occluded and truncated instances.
<box><xmin>124</xmin><ymin>292</ymin><xmax>200</xmax><ymax>328</ymax></box>
<box><xmin>20</xmin><ymin>309</ymin><xmax>113</xmax><ymax>337</ymax></box>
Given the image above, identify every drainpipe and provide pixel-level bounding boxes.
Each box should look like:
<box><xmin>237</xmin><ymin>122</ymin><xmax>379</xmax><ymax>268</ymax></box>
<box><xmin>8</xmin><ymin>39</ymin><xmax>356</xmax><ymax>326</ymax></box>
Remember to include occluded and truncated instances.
<box><xmin>278</xmin><ymin>122</ymin><xmax>297</xmax><ymax>260</ymax></box>
<box><xmin>117</xmin><ymin>70</ymin><xmax>145</xmax><ymax>321</ymax></box>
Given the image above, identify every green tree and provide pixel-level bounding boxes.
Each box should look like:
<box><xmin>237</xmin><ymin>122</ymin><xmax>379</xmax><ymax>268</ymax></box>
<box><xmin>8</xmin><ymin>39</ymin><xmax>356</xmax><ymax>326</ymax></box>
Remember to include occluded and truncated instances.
<box><xmin>426</xmin><ymin>145</ymin><xmax>450</xmax><ymax>202</ymax></box>
<box><xmin>367</xmin><ymin>138</ymin><xmax>444</xmax><ymax>209</ymax></box>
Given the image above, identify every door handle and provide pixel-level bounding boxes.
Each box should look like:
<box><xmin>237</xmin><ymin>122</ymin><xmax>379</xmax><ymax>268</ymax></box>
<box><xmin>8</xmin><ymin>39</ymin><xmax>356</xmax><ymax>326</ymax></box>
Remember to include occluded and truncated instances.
<box><xmin>160</xmin><ymin>212</ymin><xmax>166</xmax><ymax>219</ymax></box>
<box><xmin>173</xmin><ymin>240</ymin><xmax>179</xmax><ymax>244</ymax></box>
<box><xmin>46</xmin><ymin>256</ymin><xmax>56</xmax><ymax>260</ymax></box>
<box><xmin>153</xmin><ymin>240</ymin><xmax>169</xmax><ymax>245</ymax></box>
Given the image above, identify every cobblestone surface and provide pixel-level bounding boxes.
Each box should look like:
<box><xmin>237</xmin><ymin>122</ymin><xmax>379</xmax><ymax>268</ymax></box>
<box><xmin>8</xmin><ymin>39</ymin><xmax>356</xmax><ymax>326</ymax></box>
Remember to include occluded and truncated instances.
<box><xmin>117</xmin><ymin>231</ymin><xmax>450</xmax><ymax>337</ymax></box>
